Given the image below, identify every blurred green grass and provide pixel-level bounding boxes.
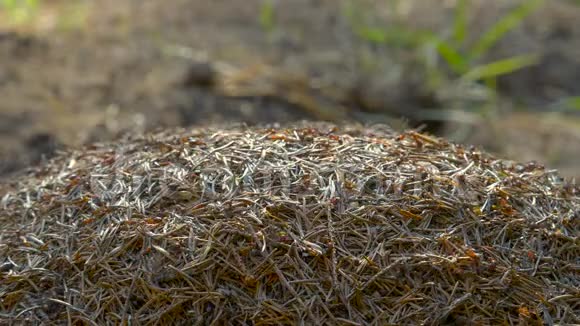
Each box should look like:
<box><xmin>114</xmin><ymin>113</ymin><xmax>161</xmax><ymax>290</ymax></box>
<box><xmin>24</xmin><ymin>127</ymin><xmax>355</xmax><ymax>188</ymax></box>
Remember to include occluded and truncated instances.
<box><xmin>344</xmin><ymin>0</ymin><xmax>544</xmax><ymax>115</ymax></box>
<box><xmin>0</xmin><ymin>0</ymin><xmax>87</xmax><ymax>31</ymax></box>
<box><xmin>0</xmin><ymin>0</ymin><xmax>39</xmax><ymax>26</ymax></box>
<box><xmin>255</xmin><ymin>0</ymin><xmax>570</xmax><ymax>128</ymax></box>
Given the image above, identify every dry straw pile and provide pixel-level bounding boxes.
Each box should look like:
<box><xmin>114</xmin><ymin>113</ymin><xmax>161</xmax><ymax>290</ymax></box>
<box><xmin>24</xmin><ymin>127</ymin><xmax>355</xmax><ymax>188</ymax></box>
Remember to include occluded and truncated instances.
<box><xmin>0</xmin><ymin>124</ymin><xmax>578</xmax><ymax>325</ymax></box>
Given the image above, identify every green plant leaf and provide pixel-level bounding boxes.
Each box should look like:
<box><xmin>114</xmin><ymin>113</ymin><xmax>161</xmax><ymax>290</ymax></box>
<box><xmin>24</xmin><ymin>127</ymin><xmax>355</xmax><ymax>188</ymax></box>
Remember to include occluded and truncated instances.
<box><xmin>355</xmin><ymin>26</ymin><xmax>429</xmax><ymax>48</ymax></box>
<box><xmin>469</xmin><ymin>0</ymin><xmax>544</xmax><ymax>62</ymax></box>
<box><xmin>431</xmin><ymin>37</ymin><xmax>468</xmax><ymax>74</ymax></box>
<box><xmin>259</xmin><ymin>0</ymin><xmax>275</xmax><ymax>31</ymax></box>
<box><xmin>564</xmin><ymin>97</ymin><xmax>580</xmax><ymax>110</ymax></box>
<box><xmin>356</xmin><ymin>26</ymin><xmax>388</xmax><ymax>43</ymax></box>
<box><xmin>461</xmin><ymin>54</ymin><xmax>538</xmax><ymax>81</ymax></box>
<box><xmin>452</xmin><ymin>0</ymin><xmax>469</xmax><ymax>47</ymax></box>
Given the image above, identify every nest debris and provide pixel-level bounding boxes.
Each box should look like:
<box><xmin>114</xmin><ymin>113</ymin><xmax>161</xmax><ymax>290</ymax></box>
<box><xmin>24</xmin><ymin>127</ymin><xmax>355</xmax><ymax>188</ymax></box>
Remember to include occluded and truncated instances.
<box><xmin>0</xmin><ymin>123</ymin><xmax>578</xmax><ymax>325</ymax></box>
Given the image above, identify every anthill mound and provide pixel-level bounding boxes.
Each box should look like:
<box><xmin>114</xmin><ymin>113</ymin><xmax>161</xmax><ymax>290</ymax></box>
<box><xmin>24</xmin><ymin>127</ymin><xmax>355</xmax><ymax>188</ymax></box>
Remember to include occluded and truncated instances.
<box><xmin>0</xmin><ymin>124</ymin><xmax>578</xmax><ymax>325</ymax></box>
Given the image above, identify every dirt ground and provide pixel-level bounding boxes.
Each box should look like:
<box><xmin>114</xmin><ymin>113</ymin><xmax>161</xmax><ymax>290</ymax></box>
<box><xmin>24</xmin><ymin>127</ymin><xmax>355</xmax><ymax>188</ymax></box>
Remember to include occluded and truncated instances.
<box><xmin>1</xmin><ymin>0</ymin><xmax>579</xmax><ymax>179</ymax></box>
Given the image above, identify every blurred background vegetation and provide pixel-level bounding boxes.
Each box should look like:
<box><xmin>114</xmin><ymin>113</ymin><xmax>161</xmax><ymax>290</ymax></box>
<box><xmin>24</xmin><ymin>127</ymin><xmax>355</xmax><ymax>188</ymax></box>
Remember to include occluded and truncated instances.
<box><xmin>0</xmin><ymin>0</ymin><xmax>579</xmax><ymax>179</ymax></box>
